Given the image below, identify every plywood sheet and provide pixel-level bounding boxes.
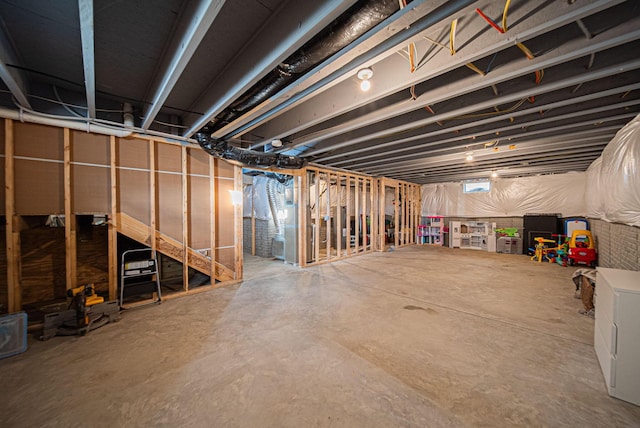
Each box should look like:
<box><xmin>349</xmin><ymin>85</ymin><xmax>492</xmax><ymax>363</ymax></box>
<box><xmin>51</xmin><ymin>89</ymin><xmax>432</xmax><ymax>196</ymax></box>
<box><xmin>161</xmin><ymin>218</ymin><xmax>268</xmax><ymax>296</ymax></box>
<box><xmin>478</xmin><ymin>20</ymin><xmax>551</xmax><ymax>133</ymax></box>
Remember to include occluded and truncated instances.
<box><xmin>0</xmin><ymin>157</ymin><xmax>5</xmax><ymax>216</ymax></box>
<box><xmin>20</xmin><ymin>225</ymin><xmax>66</xmax><ymax>305</ymax></box>
<box><xmin>72</xmin><ymin>130</ymin><xmax>109</xmax><ymax>165</ymax></box>
<box><xmin>14</xmin><ymin>122</ymin><xmax>64</xmax><ymax>160</ymax></box>
<box><xmin>217</xmin><ymin>247</ymin><xmax>235</xmax><ymax>272</ymax></box>
<box><xmin>215</xmin><ymin>177</ymin><xmax>234</xmax><ymax>247</ymax></box>
<box><xmin>118</xmin><ymin>169</ymin><xmax>150</xmax><ymax>223</ymax></box>
<box><xmin>157</xmin><ymin>172</ymin><xmax>182</xmax><ymax>240</ymax></box>
<box><xmin>216</xmin><ymin>159</ymin><xmax>234</xmax><ymax>178</ymax></box>
<box><xmin>156</xmin><ymin>143</ymin><xmax>181</xmax><ymax>173</ymax></box>
<box><xmin>0</xmin><ymin>223</ymin><xmax>7</xmax><ymax>314</ymax></box>
<box><xmin>76</xmin><ymin>223</ymin><xmax>109</xmax><ymax>296</ymax></box>
<box><xmin>188</xmin><ymin>148</ymin><xmax>209</xmax><ymax>176</ymax></box>
<box><xmin>73</xmin><ymin>165</ymin><xmax>110</xmax><ymax>213</ymax></box>
<box><xmin>188</xmin><ymin>175</ymin><xmax>210</xmax><ymax>250</ymax></box>
<box><xmin>15</xmin><ymin>159</ymin><xmax>64</xmax><ymax>214</ymax></box>
<box><xmin>117</xmin><ymin>137</ymin><xmax>149</xmax><ymax>169</ymax></box>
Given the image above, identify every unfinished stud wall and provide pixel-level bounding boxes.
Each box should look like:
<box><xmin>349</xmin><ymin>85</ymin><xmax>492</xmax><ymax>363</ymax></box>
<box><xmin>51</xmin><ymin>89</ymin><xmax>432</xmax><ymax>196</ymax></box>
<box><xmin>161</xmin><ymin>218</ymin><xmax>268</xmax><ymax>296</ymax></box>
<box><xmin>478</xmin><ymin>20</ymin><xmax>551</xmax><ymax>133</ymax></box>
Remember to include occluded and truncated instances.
<box><xmin>2</xmin><ymin>119</ymin><xmax>241</xmax><ymax>315</ymax></box>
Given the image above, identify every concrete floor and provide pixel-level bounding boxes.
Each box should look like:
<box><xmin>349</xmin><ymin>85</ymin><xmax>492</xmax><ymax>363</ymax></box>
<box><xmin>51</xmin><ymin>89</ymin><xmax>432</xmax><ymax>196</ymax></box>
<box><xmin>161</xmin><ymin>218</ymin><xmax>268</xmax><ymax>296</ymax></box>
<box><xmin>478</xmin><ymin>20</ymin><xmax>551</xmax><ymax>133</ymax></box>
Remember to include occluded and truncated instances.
<box><xmin>1</xmin><ymin>245</ymin><xmax>639</xmax><ymax>427</ymax></box>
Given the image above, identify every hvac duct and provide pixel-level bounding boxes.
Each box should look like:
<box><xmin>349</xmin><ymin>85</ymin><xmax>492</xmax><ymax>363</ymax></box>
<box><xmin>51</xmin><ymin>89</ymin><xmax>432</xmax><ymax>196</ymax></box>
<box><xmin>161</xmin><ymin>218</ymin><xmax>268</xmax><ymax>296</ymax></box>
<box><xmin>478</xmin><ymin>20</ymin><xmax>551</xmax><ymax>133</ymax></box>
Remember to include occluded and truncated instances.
<box><xmin>207</xmin><ymin>0</ymin><xmax>401</xmax><ymax>131</ymax></box>
<box><xmin>195</xmin><ymin>129</ymin><xmax>307</xmax><ymax>169</ymax></box>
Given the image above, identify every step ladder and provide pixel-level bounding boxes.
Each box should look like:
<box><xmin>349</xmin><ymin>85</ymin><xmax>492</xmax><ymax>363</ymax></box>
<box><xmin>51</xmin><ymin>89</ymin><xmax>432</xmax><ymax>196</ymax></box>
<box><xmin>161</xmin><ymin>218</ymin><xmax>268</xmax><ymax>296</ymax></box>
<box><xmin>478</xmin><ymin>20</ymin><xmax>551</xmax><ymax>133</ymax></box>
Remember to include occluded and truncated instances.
<box><xmin>120</xmin><ymin>248</ymin><xmax>162</xmax><ymax>308</ymax></box>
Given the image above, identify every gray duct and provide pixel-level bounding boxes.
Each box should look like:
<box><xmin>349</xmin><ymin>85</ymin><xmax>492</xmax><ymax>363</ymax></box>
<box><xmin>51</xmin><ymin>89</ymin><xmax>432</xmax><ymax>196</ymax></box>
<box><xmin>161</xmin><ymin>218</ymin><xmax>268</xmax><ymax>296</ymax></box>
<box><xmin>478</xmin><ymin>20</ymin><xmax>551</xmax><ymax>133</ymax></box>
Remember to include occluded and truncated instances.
<box><xmin>207</xmin><ymin>0</ymin><xmax>402</xmax><ymax>130</ymax></box>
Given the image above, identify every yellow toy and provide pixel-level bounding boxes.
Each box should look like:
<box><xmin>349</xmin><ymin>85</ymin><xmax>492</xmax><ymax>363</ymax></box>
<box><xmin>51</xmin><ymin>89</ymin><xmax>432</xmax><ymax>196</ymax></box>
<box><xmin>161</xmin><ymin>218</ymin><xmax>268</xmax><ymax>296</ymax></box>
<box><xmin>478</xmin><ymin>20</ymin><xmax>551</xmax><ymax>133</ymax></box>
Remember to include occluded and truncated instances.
<box><xmin>530</xmin><ymin>237</ymin><xmax>557</xmax><ymax>263</ymax></box>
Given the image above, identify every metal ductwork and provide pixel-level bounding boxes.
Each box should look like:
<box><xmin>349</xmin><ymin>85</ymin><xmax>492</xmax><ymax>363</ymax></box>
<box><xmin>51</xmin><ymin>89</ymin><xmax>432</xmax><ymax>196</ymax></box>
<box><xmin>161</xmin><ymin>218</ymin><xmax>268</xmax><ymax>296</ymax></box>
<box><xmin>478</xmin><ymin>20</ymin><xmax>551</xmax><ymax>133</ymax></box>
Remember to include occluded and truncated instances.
<box><xmin>195</xmin><ymin>129</ymin><xmax>308</xmax><ymax>169</ymax></box>
<box><xmin>207</xmin><ymin>0</ymin><xmax>402</xmax><ymax>131</ymax></box>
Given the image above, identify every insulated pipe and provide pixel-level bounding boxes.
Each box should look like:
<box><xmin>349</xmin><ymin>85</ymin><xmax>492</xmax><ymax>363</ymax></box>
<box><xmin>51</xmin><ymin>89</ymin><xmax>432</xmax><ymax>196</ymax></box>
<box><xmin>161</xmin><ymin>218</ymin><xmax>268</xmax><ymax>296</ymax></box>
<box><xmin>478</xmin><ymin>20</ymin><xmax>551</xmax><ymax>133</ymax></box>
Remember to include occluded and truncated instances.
<box><xmin>208</xmin><ymin>0</ymin><xmax>401</xmax><ymax>131</ymax></box>
<box><xmin>234</xmin><ymin>0</ymin><xmax>478</xmax><ymax>143</ymax></box>
<box><xmin>0</xmin><ymin>107</ymin><xmax>132</xmax><ymax>137</ymax></box>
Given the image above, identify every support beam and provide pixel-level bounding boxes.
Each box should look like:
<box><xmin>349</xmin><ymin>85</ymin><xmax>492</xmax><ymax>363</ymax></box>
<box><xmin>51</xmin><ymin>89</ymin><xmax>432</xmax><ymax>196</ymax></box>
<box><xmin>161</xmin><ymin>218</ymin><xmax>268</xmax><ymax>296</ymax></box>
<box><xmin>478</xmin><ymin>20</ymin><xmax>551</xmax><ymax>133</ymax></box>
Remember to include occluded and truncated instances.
<box><xmin>5</xmin><ymin>119</ymin><xmax>20</xmax><ymax>312</ymax></box>
<box><xmin>182</xmin><ymin>146</ymin><xmax>189</xmax><ymax>289</ymax></box>
<box><xmin>108</xmin><ymin>135</ymin><xmax>118</xmax><ymax>301</ymax></box>
<box><xmin>141</xmin><ymin>0</ymin><xmax>226</xmax><ymax>129</ymax></box>
<box><xmin>78</xmin><ymin>0</ymin><xmax>96</xmax><ymax>118</ymax></box>
<box><xmin>64</xmin><ymin>128</ymin><xmax>77</xmax><ymax>292</ymax></box>
<box><xmin>209</xmin><ymin>157</ymin><xmax>216</xmax><ymax>282</ymax></box>
<box><xmin>233</xmin><ymin>165</ymin><xmax>243</xmax><ymax>280</ymax></box>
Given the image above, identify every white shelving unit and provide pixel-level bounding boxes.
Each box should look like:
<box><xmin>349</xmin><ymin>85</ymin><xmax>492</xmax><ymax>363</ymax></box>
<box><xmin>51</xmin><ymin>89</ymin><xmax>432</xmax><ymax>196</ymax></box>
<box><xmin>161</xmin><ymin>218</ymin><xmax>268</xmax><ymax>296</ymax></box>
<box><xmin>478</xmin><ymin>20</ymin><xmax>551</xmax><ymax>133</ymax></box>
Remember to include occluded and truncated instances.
<box><xmin>417</xmin><ymin>216</ymin><xmax>443</xmax><ymax>245</ymax></box>
<box><xmin>594</xmin><ymin>267</ymin><xmax>640</xmax><ymax>405</ymax></box>
<box><xmin>449</xmin><ymin>221</ymin><xmax>496</xmax><ymax>251</ymax></box>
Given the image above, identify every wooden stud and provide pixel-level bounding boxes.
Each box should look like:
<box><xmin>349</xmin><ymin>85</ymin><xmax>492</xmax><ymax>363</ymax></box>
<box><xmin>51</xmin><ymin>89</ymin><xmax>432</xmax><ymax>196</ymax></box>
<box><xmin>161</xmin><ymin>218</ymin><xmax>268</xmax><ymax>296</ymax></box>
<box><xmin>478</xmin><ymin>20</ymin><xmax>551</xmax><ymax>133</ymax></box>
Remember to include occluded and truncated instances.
<box><xmin>370</xmin><ymin>178</ymin><xmax>376</xmax><ymax>251</ymax></box>
<box><xmin>325</xmin><ymin>173</ymin><xmax>331</xmax><ymax>261</ymax></box>
<box><xmin>108</xmin><ymin>135</ymin><xmax>118</xmax><ymax>300</ymax></box>
<box><xmin>182</xmin><ymin>145</ymin><xmax>189</xmax><ymax>290</ymax></box>
<box><xmin>4</xmin><ymin>119</ymin><xmax>20</xmax><ymax>313</ymax></box>
<box><xmin>64</xmin><ymin>128</ymin><xmax>77</xmax><ymax>292</ymax></box>
<box><xmin>298</xmin><ymin>171</ymin><xmax>307</xmax><ymax>267</ymax></box>
<box><xmin>314</xmin><ymin>170</ymin><xmax>320</xmax><ymax>264</ymax></box>
<box><xmin>251</xmin><ymin>190</ymin><xmax>256</xmax><ymax>256</ymax></box>
<box><xmin>149</xmin><ymin>140</ymin><xmax>157</xmax><ymax>251</ymax></box>
<box><xmin>361</xmin><ymin>177</ymin><xmax>367</xmax><ymax>252</ymax></box>
<box><xmin>209</xmin><ymin>157</ymin><xmax>216</xmax><ymax>282</ymax></box>
<box><xmin>345</xmin><ymin>175</ymin><xmax>354</xmax><ymax>255</ymax></box>
<box><xmin>233</xmin><ymin>165</ymin><xmax>243</xmax><ymax>280</ymax></box>
<box><xmin>354</xmin><ymin>177</ymin><xmax>360</xmax><ymax>254</ymax></box>
<box><xmin>335</xmin><ymin>174</ymin><xmax>342</xmax><ymax>258</ymax></box>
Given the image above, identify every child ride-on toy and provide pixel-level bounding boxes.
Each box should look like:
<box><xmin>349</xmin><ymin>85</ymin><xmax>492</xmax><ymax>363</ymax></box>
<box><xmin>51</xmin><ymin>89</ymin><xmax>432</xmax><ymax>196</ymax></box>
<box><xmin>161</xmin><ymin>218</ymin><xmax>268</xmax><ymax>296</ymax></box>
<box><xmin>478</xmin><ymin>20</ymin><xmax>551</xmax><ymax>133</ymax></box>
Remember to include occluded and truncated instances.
<box><xmin>567</xmin><ymin>230</ymin><xmax>597</xmax><ymax>268</ymax></box>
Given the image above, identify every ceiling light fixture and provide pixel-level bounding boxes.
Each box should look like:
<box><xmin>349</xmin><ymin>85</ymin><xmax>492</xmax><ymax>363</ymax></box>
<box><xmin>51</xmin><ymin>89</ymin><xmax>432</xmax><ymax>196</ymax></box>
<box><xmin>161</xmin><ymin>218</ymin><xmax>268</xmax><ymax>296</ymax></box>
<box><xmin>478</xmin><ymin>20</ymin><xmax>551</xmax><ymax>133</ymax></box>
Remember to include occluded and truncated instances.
<box><xmin>271</xmin><ymin>139</ymin><xmax>283</xmax><ymax>148</ymax></box>
<box><xmin>465</xmin><ymin>152</ymin><xmax>474</xmax><ymax>162</ymax></box>
<box><xmin>357</xmin><ymin>67</ymin><xmax>373</xmax><ymax>91</ymax></box>
<box><xmin>491</xmin><ymin>170</ymin><xmax>499</xmax><ymax>178</ymax></box>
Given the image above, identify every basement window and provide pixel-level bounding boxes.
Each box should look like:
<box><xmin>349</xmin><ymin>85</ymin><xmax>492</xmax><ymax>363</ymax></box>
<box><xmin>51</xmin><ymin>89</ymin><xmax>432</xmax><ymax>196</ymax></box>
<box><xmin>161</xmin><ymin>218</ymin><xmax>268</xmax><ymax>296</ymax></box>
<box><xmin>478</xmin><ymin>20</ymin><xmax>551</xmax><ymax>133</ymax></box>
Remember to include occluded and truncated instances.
<box><xmin>463</xmin><ymin>181</ymin><xmax>491</xmax><ymax>193</ymax></box>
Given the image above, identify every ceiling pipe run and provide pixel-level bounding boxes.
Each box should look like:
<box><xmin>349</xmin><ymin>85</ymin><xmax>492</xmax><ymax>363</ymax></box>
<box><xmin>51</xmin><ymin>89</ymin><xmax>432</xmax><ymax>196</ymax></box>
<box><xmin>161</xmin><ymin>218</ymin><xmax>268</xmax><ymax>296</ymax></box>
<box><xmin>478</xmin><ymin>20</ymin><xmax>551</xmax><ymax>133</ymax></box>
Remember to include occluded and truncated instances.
<box><xmin>195</xmin><ymin>128</ymin><xmax>307</xmax><ymax>169</ymax></box>
<box><xmin>206</xmin><ymin>0</ymin><xmax>402</xmax><ymax>133</ymax></box>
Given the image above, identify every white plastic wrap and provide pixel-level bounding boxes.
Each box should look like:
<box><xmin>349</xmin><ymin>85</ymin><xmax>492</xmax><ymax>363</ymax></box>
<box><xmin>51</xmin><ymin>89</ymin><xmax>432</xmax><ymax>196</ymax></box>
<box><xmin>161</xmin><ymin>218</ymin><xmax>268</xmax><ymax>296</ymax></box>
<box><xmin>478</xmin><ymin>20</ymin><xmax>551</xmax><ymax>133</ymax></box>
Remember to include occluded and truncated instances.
<box><xmin>250</xmin><ymin>176</ymin><xmax>273</xmax><ymax>221</ymax></box>
<box><xmin>421</xmin><ymin>173</ymin><xmax>587</xmax><ymax>217</ymax></box>
<box><xmin>586</xmin><ymin>114</ymin><xmax>640</xmax><ymax>227</ymax></box>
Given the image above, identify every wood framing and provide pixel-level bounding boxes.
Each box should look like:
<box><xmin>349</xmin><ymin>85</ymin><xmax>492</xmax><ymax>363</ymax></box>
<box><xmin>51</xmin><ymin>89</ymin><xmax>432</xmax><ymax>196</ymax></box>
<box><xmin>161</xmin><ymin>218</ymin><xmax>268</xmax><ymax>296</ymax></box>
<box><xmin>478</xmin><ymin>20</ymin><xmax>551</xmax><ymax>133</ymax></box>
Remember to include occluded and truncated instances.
<box><xmin>108</xmin><ymin>136</ymin><xmax>118</xmax><ymax>300</ymax></box>
<box><xmin>234</xmin><ymin>165</ymin><xmax>243</xmax><ymax>280</ymax></box>
<box><xmin>64</xmin><ymin>128</ymin><xmax>77</xmax><ymax>292</ymax></box>
<box><xmin>4</xmin><ymin>119</ymin><xmax>20</xmax><ymax>313</ymax></box>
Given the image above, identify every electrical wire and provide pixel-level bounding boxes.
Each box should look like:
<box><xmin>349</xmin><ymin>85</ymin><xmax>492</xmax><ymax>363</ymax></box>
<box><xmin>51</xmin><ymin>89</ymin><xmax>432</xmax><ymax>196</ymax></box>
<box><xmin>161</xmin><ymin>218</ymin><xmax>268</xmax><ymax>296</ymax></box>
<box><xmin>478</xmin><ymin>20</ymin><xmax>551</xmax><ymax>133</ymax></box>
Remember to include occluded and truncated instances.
<box><xmin>502</xmin><ymin>0</ymin><xmax>512</xmax><ymax>33</ymax></box>
<box><xmin>449</xmin><ymin>19</ymin><xmax>458</xmax><ymax>55</ymax></box>
<box><xmin>475</xmin><ymin>8</ymin><xmax>504</xmax><ymax>33</ymax></box>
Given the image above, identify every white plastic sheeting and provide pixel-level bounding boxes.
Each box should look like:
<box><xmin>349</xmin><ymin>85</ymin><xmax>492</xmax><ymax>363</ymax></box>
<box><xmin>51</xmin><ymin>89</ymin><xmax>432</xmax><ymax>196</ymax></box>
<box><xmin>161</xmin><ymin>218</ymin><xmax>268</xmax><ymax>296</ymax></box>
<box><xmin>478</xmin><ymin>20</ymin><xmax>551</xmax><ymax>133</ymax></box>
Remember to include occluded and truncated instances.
<box><xmin>421</xmin><ymin>173</ymin><xmax>588</xmax><ymax>217</ymax></box>
<box><xmin>243</xmin><ymin>176</ymin><xmax>273</xmax><ymax>220</ymax></box>
<box><xmin>586</xmin><ymin>114</ymin><xmax>640</xmax><ymax>227</ymax></box>
<box><xmin>308</xmin><ymin>182</ymin><xmax>371</xmax><ymax>217</ymax></box>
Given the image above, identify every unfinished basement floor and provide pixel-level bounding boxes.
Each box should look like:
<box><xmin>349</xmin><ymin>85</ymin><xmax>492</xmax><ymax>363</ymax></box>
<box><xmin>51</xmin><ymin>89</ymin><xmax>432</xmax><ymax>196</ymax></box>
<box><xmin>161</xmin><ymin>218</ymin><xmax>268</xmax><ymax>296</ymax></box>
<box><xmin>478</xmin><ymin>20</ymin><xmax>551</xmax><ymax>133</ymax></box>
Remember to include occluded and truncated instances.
<box><xmin>1</xmin><ymin>246</ymin><xmax>639</xmax><ymax>427</ymax></box>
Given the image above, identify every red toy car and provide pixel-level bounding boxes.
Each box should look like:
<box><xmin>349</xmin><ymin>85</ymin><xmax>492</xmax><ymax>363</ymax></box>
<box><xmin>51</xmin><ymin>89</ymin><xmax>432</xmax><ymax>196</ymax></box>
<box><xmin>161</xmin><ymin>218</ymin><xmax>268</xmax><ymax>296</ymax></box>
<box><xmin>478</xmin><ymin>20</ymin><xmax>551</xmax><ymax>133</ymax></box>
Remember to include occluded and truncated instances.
<box><xmin>567</xmin><ymin>230</ymin><xmax>597</xmax><ymax>268</ymax></box>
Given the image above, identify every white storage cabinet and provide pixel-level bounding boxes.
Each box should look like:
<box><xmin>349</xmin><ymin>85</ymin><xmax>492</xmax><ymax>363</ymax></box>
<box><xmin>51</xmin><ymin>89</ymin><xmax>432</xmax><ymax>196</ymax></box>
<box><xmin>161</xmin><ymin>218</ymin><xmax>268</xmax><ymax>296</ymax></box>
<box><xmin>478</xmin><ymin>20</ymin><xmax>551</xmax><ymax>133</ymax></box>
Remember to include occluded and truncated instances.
<box><xmin>594</xmin><ymin>267</ymin><xmax>640</xmax><ymax>406</ymax></box>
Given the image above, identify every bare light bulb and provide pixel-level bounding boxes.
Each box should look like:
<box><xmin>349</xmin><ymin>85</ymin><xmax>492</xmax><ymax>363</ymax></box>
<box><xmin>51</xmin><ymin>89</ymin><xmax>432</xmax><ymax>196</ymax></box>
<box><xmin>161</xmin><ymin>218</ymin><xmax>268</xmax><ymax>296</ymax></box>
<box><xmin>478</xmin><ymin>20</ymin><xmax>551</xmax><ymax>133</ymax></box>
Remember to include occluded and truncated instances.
<box><xmin>491</xmin><ymin>171</ymin><xmax>498</xmax><ymax>178</ymax></box>
<box><xmin>360</xmin><ymin>79</ymin><xmax>371</xmax><ymax>91</ymax></box>
<box><xmin>465</xmin><ymin>152</ymin><xmax>474</xmax><ymax>162</ymax></box>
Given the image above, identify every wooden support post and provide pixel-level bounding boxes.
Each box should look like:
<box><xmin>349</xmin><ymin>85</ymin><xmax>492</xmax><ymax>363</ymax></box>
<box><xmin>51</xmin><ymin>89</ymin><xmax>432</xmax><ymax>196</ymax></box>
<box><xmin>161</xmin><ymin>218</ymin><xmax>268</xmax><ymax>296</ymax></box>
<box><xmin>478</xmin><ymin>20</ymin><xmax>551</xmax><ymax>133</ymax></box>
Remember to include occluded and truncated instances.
<box><xmin>378</xmin><ymin>178</ymin><xmax>385</xmax><ymax>251</ymax></box>
<box><xmin>108</xmin><ymin>135</ymin><xmax>118</xmax><ymax>300</ymax></box>
<box><xmin>370</xmin><ymin>178</ymin><xmax>376</xmax><ymax>251</ymax></box>
<box><xmin>394</xmin><ymin>184</ymin><xmax>399</xmax><ymax>248</ymax></box>
<box><xmin>325</xmin><ymin>173</ymin><xmax>331</xmax><ymax>261</ymax></box>
<box><xmin>5</xmin><ymin>119</ymin><xmax>20</xmax><ymax>313</ymax></box>
<box><xmin>354</xmin><ymin>177</ymin><xmax>360</xmax><ymax>254</ymax></box>
<box><xmin>314</xmin><ymin>170</ymin><xmax>320</xmax><ymax>264</ymax></box>
<box><xmin>149</xmin><ymin>141</ymin><xmax>157</xmax><ymax>251</ymax></box>
<box><xmin>345</xmin><ymin>175</ymin><xmax>352</xmax><ymax>256</ymax></box>
<box><xmin>361</xmin><ymin>177</ymin><xmax>366</xmax><ymax>251</ymax></box>
<box><xmin>182</xmin><ymin>146</ymin><xmax>189</xmax><ymax>290</ymax></box>
<box><xmin>209</xmin><ymin>157</ymin><xmax>216</xmax><ymax>282</ymax></box>
<box><xmin>64</xmin><ymin>128</ymin><xmax>77</xmax><ymax>292</ymax></box>
<box><xmin>233</xmin><ymin>165</ymin><xmax>243</xmax><ymax>280</ymax></box>
<box><xmin>298</xmin><ymin>172</ymin><xmax>307</xmax><ymax>267</ymax></box>
<box><xmin>251</xmin><ymin>193</ymin><xmax>256</xmax><ymax>257</ymax></box>
<box><xmin>335</xmin><ymin>174</ymin><xmax>342</xmax><ymax>258</ymax></box>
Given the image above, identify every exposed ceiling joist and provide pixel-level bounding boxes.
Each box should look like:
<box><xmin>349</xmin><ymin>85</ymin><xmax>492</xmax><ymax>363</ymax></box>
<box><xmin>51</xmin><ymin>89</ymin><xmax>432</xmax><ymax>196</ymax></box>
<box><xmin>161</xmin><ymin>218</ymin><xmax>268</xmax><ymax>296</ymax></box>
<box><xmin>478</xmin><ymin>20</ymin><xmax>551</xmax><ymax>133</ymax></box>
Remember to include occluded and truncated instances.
<box><xmin>78</xmin><ymin>0</ymin><xmax>96</xmax><ymax>118</ymax></box>
<box><xmin>141</xmin><ymin>0</ymin><xmax>225</xmax><ymax>130</ymax></box>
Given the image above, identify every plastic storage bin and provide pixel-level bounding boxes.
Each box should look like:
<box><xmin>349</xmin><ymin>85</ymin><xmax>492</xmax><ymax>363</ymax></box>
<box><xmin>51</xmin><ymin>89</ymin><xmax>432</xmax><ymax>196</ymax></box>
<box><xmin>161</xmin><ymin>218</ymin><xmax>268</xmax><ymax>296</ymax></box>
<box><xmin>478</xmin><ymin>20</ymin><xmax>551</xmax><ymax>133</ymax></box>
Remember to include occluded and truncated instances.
<box><xmin>0</xmin><ymin>312</ymin><xmax>28</xmax><ymax>359</ymax></box>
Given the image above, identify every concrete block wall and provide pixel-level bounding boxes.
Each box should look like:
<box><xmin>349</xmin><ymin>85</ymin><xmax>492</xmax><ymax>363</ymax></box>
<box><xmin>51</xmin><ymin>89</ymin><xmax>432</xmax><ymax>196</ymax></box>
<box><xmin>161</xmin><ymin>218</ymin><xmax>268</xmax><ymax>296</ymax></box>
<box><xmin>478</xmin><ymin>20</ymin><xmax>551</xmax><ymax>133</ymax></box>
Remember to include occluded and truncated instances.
<box><xmin>242</xmin><ymin>218</ymin><xmax>278</xmax><ymax>258</ymax></box>
<box><xmin>590</xmin><ymin>219</ymin><xmax>640</xmax><ymax>271</ymax></box>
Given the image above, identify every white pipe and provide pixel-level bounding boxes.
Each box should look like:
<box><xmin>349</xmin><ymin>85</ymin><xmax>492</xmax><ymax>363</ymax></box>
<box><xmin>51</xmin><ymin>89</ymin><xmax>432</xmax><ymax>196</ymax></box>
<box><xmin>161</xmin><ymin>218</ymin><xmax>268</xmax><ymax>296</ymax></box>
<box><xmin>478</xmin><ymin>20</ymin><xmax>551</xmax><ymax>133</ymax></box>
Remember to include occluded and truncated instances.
<box><xmin>0</xmin><ymin>106</ymin><xmax>132</xmax><ymax>137</ymax></box>
<box><xmin>123</xmin><ymin>102</ymin><xmax>134</xmax><ymax>127</ymax></box>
